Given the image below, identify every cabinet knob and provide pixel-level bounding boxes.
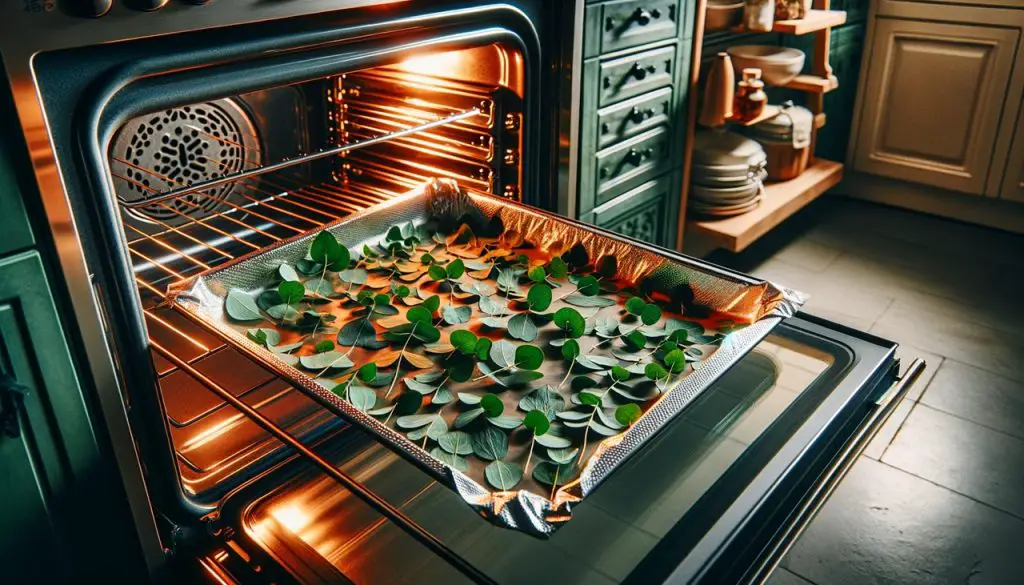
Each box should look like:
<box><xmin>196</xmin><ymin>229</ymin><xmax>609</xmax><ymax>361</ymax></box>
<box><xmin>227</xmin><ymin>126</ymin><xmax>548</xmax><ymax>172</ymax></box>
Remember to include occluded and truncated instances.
<box><xmin>629</xmin><ymin>107</ymin><xmax>656</xmax><ymax>123</ymax></box>
<box><xmin>634</xmin><ymin>8</ymin><xmax>653</xmax><ymax>26</ymax></box>
<box><xmin>630</xmin><ymin>63</ymin><xmax>648</xmax><ymax>81</ymax></box>
<box><xmin>626</xmin><ymin>148</ymin><xmax>652</xmax><ymax>166</ymax></box>
<box><xmin>0</xmin><ymin>373</ymin><xmax>29</xmax><ymax>439</ymax></box>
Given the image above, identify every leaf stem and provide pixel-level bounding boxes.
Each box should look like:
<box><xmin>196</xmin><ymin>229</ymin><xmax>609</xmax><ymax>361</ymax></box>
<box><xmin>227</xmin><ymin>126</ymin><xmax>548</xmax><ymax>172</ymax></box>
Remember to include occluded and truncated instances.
<box><xmin>384</xmin><ymin>321</ymin><xmax>418</xmax><ymax>399</ymax></box>
<box><xmin>471</xmin><ymin>363</ymin><xmax>515</xmax><ymax>382</ymax></box>
<box><xmin>559</xmin><ymin>358</ymin><xmax>575</xmax><ymax>388</ymax></box>
<box><xmin>576</xmin><ymin>382</ymin><xmax>618</xmax><ymax>464</ymax></box>
<box><xmin>524</xmin><ymin>437</ymin><xmax>535</xmax><ymax>475</ymax></box>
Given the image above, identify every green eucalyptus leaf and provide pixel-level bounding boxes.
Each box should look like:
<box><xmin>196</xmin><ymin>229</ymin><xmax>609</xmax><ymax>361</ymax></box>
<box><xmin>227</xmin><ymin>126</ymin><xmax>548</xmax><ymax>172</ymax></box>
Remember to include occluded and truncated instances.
<box><xmin>438</xmin><ymin>431</ymin><xmax>474</xmax><ymax>455</ymax></box>
<box><xmin>422</xmin><ymin>294</ymin><xmax>441</xmax><ymax>313</ymax></box>
<box><xmin>481</xmin><ymin>317</ymin><xmax>506</xmax><ymax>329</ymax></box>
<box><xmin>427</xmin><ymin>264</ymin><xmax>447</xmax><ymax>281</ymax></box>
<box><xmin>625</xmin><ymin>296</ymin><xmax>646</xmax><ymax>315</ymax></box>
<box><xmin>278</xmin><ymin>264</ymin><xmax>301</xmax><ymax>282</ymax></box>
<box><xmin>548</xmin><ymin>257</ymin><xmax>569</xmax><ymax>279</ymax></box>
<box><xmin>474</xmin><ymin>338</ymin><xmax>493</xmax><ymax>361</ymax></box>
<box><xmin>664</xmin><ymin>349</ymin><xmax>687</xmax><ymax>373</ymax></box>
<box><xmin>256</xmin><ymin>289</ymin><xmax>283</xmax><ymax>312</ymax></box>
<box><xmin>578</xmin><ymin>391</ymin><xmax>602</xmax><ymax>407</ymax></box>
<box><xmin>610</xmin><ymin>365</ymin><xmax>631</xmax><ymax>382</ymax></box>
<box><xmin>314</xmin><ymin>340</ymin><xmax>335</xmax><ymax>353</ymax></box>
<box><xmin>507</xmin><ymin>313</ymin><xmax>539</xmax><ymax>342</ymax></box>
<box><xmin>339</xmin><ymin>268</ymin><xmax>368</xmax><ymax>284</ymax></box>
<box><xmin>488</xmin><ymin>415</ymin><xmax>523</xmax><ymax>430</ymax></box>
<box><xmin>561</xmin><ymin>339</ymin><xmax>581</xmax><ymax>360</ymax></box>
<box><xmin>589</xmin><ymin>420</ymin><xmax>619</xmax><ymax>437</ymax></box>
<box><xmin>571</xmin><ymin>376</ymin><xmax>599</xmax><ymax>392</ymax></box>
<box><xmin>641</xmin><ymin>304</ymin><xmax>662</xmax><ymax>326</ymax></box>
<box><xmin>347</xmin><ymin>385</ymin><xmax>377</xmax><ymax>412</ymax></box>
<box><xmin>523</xmin><ymin>410</ymin><xmax>550</xmax><ymax>436</ymax></box>
<box><xmin>645</xmin><ymin>362</ymin><xmax>669</xmax><ymax>380</ymax></box>
<box><xmin>612</xmin><ymin>384</ymin><xmax>659</xmax><ymax>402</ymax></box>
<box><xmin>270</xmin><ymin>341</ymin><xmax>303</xmax><ymax>354</ymax></box>
<box><xmin>615</xmin><ymin>403</ymin><xmax>643</xmax><ymax>427</ymax></box>
<box><xmin>396</xmin><ymin>413</ymin><xmax>437</xmax><ymax>429</ymax></box>
<box><xmin>563</xmin><ymin>295</ymin><xmax>616</xmax><ymax>308</ymax></box>
<box><xmin>471</xmin><ymin>427</ymin><xmax>509</xmax><ymax>460</ymax></box>
<box><xmin>446</xmin><ymin>258</ymin><xmax>465</xmax><ymax>279</ymax></box>
<box><xmin>357</xmin><ymin>363</ymin><xmax>378</xmax><ymax>382</ymax></box>
<box><xmin>450</xmin><ymin>329</ymin><xmax>478</xmax><ymax>354</ymax></box>
<box><xmin>445</xmin><ymin>352</ymin><xmax>475</xmax><ymax>383</ymax></box>
<box><xmin>406</xmin><ymin>306</ymin><xmax>433</xmax><ymax>325</ymax></box>
<box><xmin>526</xmin><ymin>283</ymin><xmax>552</xmax><ymax>311</ymax></box>
<box><xmin>442</xmin><ymin>305</ymin><xmax>472</xmax><ymax>325</ymax></box>
<box><xmin>478</xmin><ymin>295</ymin><xmax>509</xmax><ymax>316</ymax></box>
<box><xmin>454</xmin><ymin>407</ymin><xmax>485</xmax><ymax>429</ymax></box>
<box><xmin>490</xmin><ymin>340</ymin><xmax>517</xmax><ymax>369</ymax></box>
<box><xmin>367</xmin><ymin>405</ymin><xmax>396</xmax><ymax>417</ymax></box>
<box><xmin>555</xmin><ymin>410</ymin><xmax>591</xmax><ymax>421</ymax></box>
<box><xmin>576</xmin><ymin>355</ymin><xmax>617</xmax><ymax>371</ymax></box>
<box><xmin>480</xmin><ymin>394</ymin><xmax>504</xmax><ymax>417</ymax></box>
<box><xmin>527</xmin><ymin>265</ymin><xmax>546</xmax><ymax>282</ymax></box>
<box><xmin>596</xmin><ymin>407</ymin><xmax>625</xmax><ymax>430</ymax></box>
<box><xmin>459</xmin><ymin>393</ymin><xmax>482</xmax><ymax>405</ymax></box>
<box><xmin>514</xmin><ymin>345</ymin><xmax>544</xmax><ymax>370</ymax></box>
<box><xmin>612</xmin><ymin>347</ymin><xmax>644</xmax><ymax>362</ymax></box>
<box><xmin>576</xmin><ymin>275</ymin><xmax>600</xmax><ymax>296</ymax></box>
<box><xmin>457</xmin><ymin>281</ymin><xmax>496</xmax><ymax>297</ymax></box>
<box><xmin>395</xmin><ymin>392</ymin><xmax>423</xmax><ymax>416</ymax></box>
<box><xmin>404</xmin><ymin>378</ymin><xmax>437</xmax><ymax>394</ymax></box>
<box><xmin>277</xmin><ymin>280</ymin><xmax>304</xmax><ymax>305</ymax></box>
<box><xmin>299</xmin><ymin>351</ymin><xmax>352</xmax><ymax>371</ymax></box>
<box><xmin>432</xmin><ymin>386</ymin><xmax>453</xmax><ymax>405</ymax></box>
<box><xmin>518</xmin><ymin>386</ymin><xmax>566</xmax><ymax>420</ymax></box>
<box><xmin>295</xmin><ymin>258</ymin><xmax>324</xmax><ymax>276</ymax></box>
<box><xmin>553</xmin><ymin>307</ymin><xmax>586</xmax><ymax>338</ymax></box>
<box><xmin>532</xmin><ymin>461</ymin><xmax>576</xmax><ymax>486</ymax></box>
<box><xmin>226</xmin><ymin>289</ymin><xmax>263</xmax><ymax>322</ymax></box>
<box><xmin>246</xmin><ymin>328</ymin><xmax>280</xmax><ymax>347</ymax></box>
<box><xmin>338</xmin><ymin>319</ymin><xmax>388</xmax><ymax>350</ymax></box>
<box><xmin>485</xmin><ymin>460</ymin><xmax>523</xmax><ymax>490</ymax></box>
<box><xmin>624</xmin><ymin>329</ymin><xmax>647</xmax><ymax>349</ymax></box>
<box><xmin>548</xmin><ymin>447</ymin><xmax>579</xmax><ymax>465</ymax></box>
<box><xmin>496</xmin><ymin>269</ymin><xmax>520</xmax><ymax>293</ymax></box>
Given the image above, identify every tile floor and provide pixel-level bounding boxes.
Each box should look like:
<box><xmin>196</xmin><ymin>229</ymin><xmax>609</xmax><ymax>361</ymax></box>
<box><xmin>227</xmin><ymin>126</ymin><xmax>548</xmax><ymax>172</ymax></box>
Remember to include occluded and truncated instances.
<box><xmin>704</xmin><ymin>196</ymin><xmax>1024</xmax><ymax>585</ymax></box>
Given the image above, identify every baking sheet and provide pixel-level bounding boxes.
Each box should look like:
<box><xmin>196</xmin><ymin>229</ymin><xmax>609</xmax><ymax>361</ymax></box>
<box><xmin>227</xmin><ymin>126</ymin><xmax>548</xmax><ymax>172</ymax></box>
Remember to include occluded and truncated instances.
<box><xmin>167</xmin><ymin>178</ymin><xmax>806</xmax><ymax>536</ymax></box>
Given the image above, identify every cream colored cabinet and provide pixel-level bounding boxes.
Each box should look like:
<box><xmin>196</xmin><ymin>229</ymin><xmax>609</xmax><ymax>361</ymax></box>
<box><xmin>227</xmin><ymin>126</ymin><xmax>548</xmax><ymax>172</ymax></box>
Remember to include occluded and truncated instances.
<box><xmin>853</xmin><ymin>19</ymin><xmax>1019</xmax><ymax>195</ymax></box>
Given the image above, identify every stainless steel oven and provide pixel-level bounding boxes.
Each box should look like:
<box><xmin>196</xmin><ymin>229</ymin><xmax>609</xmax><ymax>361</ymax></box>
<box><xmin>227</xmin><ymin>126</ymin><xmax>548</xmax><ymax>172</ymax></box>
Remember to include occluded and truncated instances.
<box><xmin>0</xmin><ymin>2</ymin><xmax>922</xmax><ymax>584</ymax></box>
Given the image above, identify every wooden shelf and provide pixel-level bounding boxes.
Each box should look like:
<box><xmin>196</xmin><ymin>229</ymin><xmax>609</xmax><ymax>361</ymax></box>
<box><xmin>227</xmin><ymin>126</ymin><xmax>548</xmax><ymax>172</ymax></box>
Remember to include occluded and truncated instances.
<box><xmin>772</xmin><ymin>10</ymin><xmax>847</xmax><ymax>34</ymax></box>
<box><xmin>687</xmin><ymin>159</ymin><xmax>844</xmax><ymax>252</ymax></box>
<box><xmin>783</xmin><ymin>74</ymin><xmax>839</xmax><ymax>94</ymax></box>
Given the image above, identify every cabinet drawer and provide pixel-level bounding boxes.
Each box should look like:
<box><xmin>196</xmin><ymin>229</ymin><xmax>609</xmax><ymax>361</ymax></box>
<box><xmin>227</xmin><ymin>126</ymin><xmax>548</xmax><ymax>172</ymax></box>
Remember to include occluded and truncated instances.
<box><xmin>584</xmin><ymin>171</ymin><xmax>679</xmax><ymax>248</ymax></box>
<box><xmin>595</xmin><ymin>86</ymin><xmax>674</xmax><ymax>151</ymax></box>
<box><xmin>593</xmin><ymin>125</ymin><xmax>673</xmax><ymax>208</ymax></box>
<box><xmin>584</xmin><ymin>0</ymin><xmax>681</xmax><ymax>58</ymax></box>
<box><xmin>594</xmin><ymin>44</ymin><xmax>677</xmax><ymax>108</ymax></box>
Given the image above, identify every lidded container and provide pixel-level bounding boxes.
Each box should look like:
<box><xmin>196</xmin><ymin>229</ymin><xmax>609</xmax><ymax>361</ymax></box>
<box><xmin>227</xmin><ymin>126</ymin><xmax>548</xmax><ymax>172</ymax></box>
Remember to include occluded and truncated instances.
<box><xmin>746</xmin><ymin>101</ymin><xmax>812</xmax><ymax>181</ymax></box>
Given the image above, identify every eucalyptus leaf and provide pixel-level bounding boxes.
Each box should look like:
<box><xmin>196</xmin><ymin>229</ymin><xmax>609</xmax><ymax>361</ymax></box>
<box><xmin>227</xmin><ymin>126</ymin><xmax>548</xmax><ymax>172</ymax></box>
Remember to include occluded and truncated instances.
<box><xmin>490</xmin><ymin>340</ymin><xmax>517</xmax><ymax>369</ymax></box>
<box><xmin>457</xmin><ymin>281</ymin><xmax>496</xmax><ymax>297</ymax></box>
<box><xmin>459</xmin><ymin>393</ymin><xmax>483</xmax><ymax>406</ymax></box>
<box><xmin>404</xmin><ymin>378</ymin><xmax>437</xmax><ymax>394</ymax></box>
<box><xmin>576</xmin><ymin>355</ymin><xmax>617</xmax><ymax>371</ymax></box>
<box><xmin>339</xmin><ymin>268</ymin><xmax>368</xmax><ymax>284</ymax></box>
<box><xmin>555</xmin><ymin>410</ymin><xmax>591</xmax><ymax>422</ymax></box>
<box><xmin>479</xmin><ymin>295</ymin><xmax>509</xmax><ymax>316</ymax></box>
<box><xmin>278</xmin><ymin>264</ymin><xmax>301</xmax><ymax>282</ymax></box>
<box><xmin>485</xmin><ymin>460</ymin><xmax>523</xmax><ymax>490</ymax></box>
<box><xmin>338</xmin><ymin>318</ymin><xmax>387</xmax><ymax>350</ymax></box>
<box><xmin>246</xmin><ymin>327</ymin><xmax>281</xmax><ymax>347</ymax></box>
<box><xmin>299</xmin><ymin>351</ymin><xmax>352</xmax><ymax>371</ymax></box>
<box><xmin>225</xmin><ymin>290</ymin><xmax>263</xmax><ymax>322</ymax></box>
<box><xmin>454</xmin><ymin>408</ymin><xmax>485</xmax><ymax>429</ymax></box>
<box><xmin>481</xmin><ymin>317</ymin><xmax>507</xmax><ymax>329</ymax></box>
<box><xmin>518</xmin><ymin>386</ymin><xmax>566</xmax><ymax>420</ymax></box>
<box><xmin>432</xmin><ymin>386</ymin><xmax>453</xmax><ymax>405</ymax></box>
<box><xmin>547</xmin><ymin>447</ymin><xmax>579</xmax><ymax>465</ymax></box>
<box><xmin>347</xmin><ymin>385</ymin><xmax>377</xmax><ymax>412</ymax></box>
<box><xmin>532</xmin><ymin>461</ymin><xmax>576</xmax><ymax>486</ymax></box>
<box><xmin>438</xmin><ymin>431</ymin><xmax>474</xmax><ymax>455</ymax></box>
<box><xmin>266</xmin><ymin>304</ymin><xmax>299</xmax><ymax>321</ymax></box>
<box><xmin>471</xmin><ymin>427</ymin><xmax>509</xmax><ymax>460</ymax></box>
<box><xmin>526</xmin><ymin>283</ymin><xmax>552</xmax><ymax>311</ymax></box>
<box><xmin>534</xmin><ymin>432</ymin><xmax>571</xmax><ymax>449</ymax></box>
<box><xmin>588</xmin><ymin>420</ymin><xmax>619</xmax><ymax>437</ymax></box>
<box><xmin>442</xmin><ymin>305</ymin><xmax>472</xmax><ymax>325</ymax></box>
<box><xmin>562</xmin><ymin>295</ymin><xmax>616</xmax><ymax>308</ymax></box>
<box><xmin>431</xmin><ymin>448</ymin><xmax>469</xmax><ymax>473</ymax></box>
<box><xmin>480</xmin><ymin>393</ymin><xmax>504</xmax><ymax>417</ymax></box>
<box><xmin>488</xmin><ymin>415</ymin><xmax>524</xmax><ymax>430</ymax></box>
<box><xmin>553</xmin><ymin>307</ymin><xmax>585</xmax><ymax>338</ymax></box>
<box><xmin>295</xmin><ymin>258</ymin><xmax>324</xmax><ymax>276</ymax></box>
<box><xmin>507</xmin><ymin>313</ymin><xmax>538</xmax><ymax>342</ymax></box>
<box><xmin>595</xmin><ymin>407</ymin><xmax>625</xmax><ymax>430</ymax></box>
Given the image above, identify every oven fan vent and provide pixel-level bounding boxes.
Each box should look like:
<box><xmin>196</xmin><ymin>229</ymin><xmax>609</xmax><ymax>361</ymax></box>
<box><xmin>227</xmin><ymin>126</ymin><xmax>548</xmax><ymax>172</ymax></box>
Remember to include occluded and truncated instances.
<box><xmin>113</xmin><ymin>98</ymin><xmax>260</xmax><ymax>226</ymax></box>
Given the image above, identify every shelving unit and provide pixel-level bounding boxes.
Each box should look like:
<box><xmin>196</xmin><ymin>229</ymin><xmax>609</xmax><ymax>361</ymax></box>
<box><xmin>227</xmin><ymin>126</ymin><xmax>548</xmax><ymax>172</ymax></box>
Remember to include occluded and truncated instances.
<box><xmin>679</xmin><ymin>0</ymin><xmax>848</xmax><ymax>253</ymax></box>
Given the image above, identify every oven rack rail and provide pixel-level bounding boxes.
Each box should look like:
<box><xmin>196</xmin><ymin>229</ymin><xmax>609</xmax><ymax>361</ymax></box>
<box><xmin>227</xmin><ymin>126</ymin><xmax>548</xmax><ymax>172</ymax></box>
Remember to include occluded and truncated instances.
<box><xmin>114</xmin><ymin>107</ymin><xmax>482</xmax><ymax>211</ymax></box>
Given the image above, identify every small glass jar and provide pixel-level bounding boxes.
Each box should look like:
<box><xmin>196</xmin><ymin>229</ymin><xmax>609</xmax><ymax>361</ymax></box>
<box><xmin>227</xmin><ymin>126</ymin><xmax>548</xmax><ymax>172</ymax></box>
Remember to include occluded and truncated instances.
<box><xmin>733</xmin><ymin>68</ymin><xmax>767</xmax><ymax>122</ymax></box>
<box><xmin>744</xmin><ymin>0</ymin><xmax>774</xmax><ymax>32</ymax></box>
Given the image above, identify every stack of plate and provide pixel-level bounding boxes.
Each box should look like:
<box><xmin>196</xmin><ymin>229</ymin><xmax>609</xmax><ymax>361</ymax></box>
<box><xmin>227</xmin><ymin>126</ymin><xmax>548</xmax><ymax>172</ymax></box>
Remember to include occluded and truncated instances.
<box><xmin>690</xmin><ymin>129</ymin><xmax>767</xmax><ymax>217</ymax></box>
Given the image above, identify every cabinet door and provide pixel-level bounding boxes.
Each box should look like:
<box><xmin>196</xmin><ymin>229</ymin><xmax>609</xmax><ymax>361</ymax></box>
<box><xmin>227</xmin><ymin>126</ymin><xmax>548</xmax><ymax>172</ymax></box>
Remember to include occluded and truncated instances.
<box><xmin>853</xmin><ymin>19</ymin><xmax>1019</xmax><ymax>195</ymax></box>
<box><xmin>1000</xmin><ymin>100</ymin><xmax>1024</xmax><ymax>202</ymax></box>
<box><xmin>583</xmin><ymin>170</ymin><xmax>679</xmax><ymax>249</ymax></box>
<box><xmin>0</xmin><ymin>252</ymin><xmax>101</xmax><ymax>583</ymax></box>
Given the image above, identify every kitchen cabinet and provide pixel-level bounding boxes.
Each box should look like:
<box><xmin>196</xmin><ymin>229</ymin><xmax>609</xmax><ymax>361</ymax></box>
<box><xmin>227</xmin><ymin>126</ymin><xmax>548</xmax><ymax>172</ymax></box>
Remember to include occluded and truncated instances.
<box><xmin>584</xmin><ymin>169</ymin><xmax>680</xmax><ymax>247</ymax></box>
<box><xmin>0</xmin><ymin>115</ymin><xmax>34</xmax><ymax>256</ymax></box>
<box><xmin>0</xmin><ymin>251</ymin><xmax>104</xmax><ymax>583</ymax></box>
<box><xmin>1000</xmin><ymin>104</ymin><xmax>1024</xmax><ymax>202</ymax></box>
<box><xmin>852</xmin><ymin>19</ymin><xmax>1019</xmax><ymax>195</ymax></box>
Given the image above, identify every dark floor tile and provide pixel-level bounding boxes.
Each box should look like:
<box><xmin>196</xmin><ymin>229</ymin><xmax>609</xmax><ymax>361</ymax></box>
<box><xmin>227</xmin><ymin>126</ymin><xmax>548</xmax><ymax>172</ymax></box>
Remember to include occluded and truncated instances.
<box><xmin>783</xmin><ymin>457</ymin><xmax>1024</xmax><ymax>585</ymax></box>
<box><xmin>862</xmin><ymin>397</ymin><xmax>916</xmax><ymax>461</ymax></box>
<box><xmin>871</xmin><ymin>302</ymin><xmax>1024</xmax><ymax>384</ymax></box>
<box><xmin>767</xmin><ymin>567</ymin><xmax>816</xmax><ymax>585</ymax></box>
<box><xmin>920</xmin><ymin>361</ymin><xmax>1024</xmax><ymax>441</ymax></box>
<box><xmin>882</xmin><ymin>404</ymin><xmax>1024</xmax><ymax>518</ymax></box>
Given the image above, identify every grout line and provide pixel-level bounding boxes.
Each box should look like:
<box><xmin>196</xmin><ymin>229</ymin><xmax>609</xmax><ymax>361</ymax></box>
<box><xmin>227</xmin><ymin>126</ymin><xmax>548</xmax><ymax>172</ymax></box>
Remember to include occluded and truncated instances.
<box><xmin>909</xmin><ymin>402</ymin><xmax>1024</xmax><ymax>444</ymax></box>
<box><xmin>875</xmin><ymin>398</ymin><xmax>921</xmax><ymax>462</ymax></box>
<box><xmin>867</xmin><ymin>297</ymin><xmax>896</xmax><ymax>330</ymax></box>
<box><xmin>875</xmin><ymin>459</ymin><xmax>1024</xmax><ymax>524</ymax></box>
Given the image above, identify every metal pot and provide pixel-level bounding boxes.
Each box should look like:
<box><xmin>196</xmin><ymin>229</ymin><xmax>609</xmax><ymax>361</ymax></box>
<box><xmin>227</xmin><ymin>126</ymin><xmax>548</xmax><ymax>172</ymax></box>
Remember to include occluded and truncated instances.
<box><xmin>746</xmin><ymin>101</ymin><xmax>812</xmax><ymax>181</ymax></box>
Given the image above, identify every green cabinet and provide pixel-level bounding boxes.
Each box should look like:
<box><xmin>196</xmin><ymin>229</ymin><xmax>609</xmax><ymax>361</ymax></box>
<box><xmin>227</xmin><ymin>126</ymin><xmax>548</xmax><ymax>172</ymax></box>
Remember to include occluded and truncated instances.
<box><xmin>576</xmin><ymin>0</ymin><xmax>695</xmax><ymax>248</ymax></box>
<box><xmin>0</xmin><ymin>251</ymin><xmax>103</xmax><ymax>583</ymax></box>
<box><xmin>0</xmin><ymin>126</ymin><xmax>34</xmax><ymax>256</ymax></box>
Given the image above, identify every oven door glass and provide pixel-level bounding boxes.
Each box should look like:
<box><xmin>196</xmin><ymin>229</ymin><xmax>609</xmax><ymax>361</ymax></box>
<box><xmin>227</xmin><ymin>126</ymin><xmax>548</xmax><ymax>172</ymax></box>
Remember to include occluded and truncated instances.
<box><xmin>218</xmin><ymin>315</ymin><xmax>896</xmax><ymax>585</ymax></box>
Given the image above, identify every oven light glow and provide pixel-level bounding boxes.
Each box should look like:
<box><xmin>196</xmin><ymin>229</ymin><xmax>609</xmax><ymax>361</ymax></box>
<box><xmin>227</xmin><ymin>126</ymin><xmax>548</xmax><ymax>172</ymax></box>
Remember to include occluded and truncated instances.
<box><xmin>396</xmin><ymin>51</ymin><xmax>466</xmax><ymax>77</ymax></box>
<box><xmin>270</xmin><ymin>504</ymin><xmax>312</xmax><ymax>534</ymax></box>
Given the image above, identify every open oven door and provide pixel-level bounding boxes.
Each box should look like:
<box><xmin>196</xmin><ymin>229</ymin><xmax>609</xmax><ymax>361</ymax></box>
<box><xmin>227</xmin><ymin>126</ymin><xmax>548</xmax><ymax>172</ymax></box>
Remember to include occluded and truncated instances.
<box><xmin>174</xmin><ymin>312</ymin><xmax>923</xmax><ymax>585</ymax></box>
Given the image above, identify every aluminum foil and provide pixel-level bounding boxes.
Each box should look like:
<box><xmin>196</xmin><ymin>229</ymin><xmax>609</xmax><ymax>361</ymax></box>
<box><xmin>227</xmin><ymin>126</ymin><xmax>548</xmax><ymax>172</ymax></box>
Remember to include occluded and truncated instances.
<box><xmin>168</xmin><ymin>178</ymin><xmax>806</xmax><ymax>537</ymax></box>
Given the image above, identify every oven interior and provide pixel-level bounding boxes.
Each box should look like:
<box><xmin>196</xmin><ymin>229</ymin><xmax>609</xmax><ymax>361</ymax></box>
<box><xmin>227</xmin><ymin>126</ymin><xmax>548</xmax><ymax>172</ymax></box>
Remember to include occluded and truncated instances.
<box><xmin>109</xmin><ymin>42</ymin><xmax>525</xmax><ymax>504</ymax></box>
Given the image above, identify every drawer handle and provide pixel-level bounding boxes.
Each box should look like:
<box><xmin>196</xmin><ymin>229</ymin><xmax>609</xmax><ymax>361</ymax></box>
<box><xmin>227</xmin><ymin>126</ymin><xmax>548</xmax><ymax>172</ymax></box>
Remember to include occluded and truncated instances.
<box><xmin>602</xmin><ymin>64</ymin><xmax>657</xmax><ymax>89</ymax></box>
<box><xmin>0</xmin><ymin>372</ymin><xmax>29</xmax><ymax>439</ymax></box>
<box><xmin>630</xmin><ymin>106</ymin><xmax>656</xmax><ymax>123</ymax></box>
<box><xmin>605</xmin><ymin>7</ymin><xmax>662</xmax><ymax>30</ymax></box>
<box><xmin>626</xmin><ymin>147</ymin><xmax>653</xmax><ymax>166</ymax></box>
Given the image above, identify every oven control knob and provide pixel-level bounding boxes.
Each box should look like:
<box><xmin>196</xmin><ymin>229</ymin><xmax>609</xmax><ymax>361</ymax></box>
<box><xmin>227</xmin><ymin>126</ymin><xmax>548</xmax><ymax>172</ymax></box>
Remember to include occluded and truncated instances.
<box><xmin>72</xmin><ymin>0</ymin><xmax>112</xmax><ymax>17</ymax></box>
<box><xmin>127</xmin><ymin>0</ymin><xmax>169</xmax><ymax>9</ymax></box>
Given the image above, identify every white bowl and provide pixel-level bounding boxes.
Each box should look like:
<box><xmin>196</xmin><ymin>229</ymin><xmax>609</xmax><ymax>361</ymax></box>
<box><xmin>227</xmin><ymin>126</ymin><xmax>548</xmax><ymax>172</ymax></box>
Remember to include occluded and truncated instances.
<box><xmin>726</xmin><ymin>45</ymin><xmax>805</xmax><ymax>86</ymax></box>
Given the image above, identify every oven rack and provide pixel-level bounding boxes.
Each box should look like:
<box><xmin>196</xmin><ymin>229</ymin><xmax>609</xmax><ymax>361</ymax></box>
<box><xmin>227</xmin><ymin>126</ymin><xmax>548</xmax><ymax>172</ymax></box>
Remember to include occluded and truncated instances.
<box><xmin>113</xmin><ymin>106</ymin><xmax>482</xmax><ymax>211</ymax></box>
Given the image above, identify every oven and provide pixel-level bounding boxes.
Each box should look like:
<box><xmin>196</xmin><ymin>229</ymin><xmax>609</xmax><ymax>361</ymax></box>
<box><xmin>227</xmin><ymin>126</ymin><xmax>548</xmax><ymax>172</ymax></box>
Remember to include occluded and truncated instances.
<box><xmin>0</xmin><ymin>2</ymin><xmax>923</xmax><ymax>584</ymax></box>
